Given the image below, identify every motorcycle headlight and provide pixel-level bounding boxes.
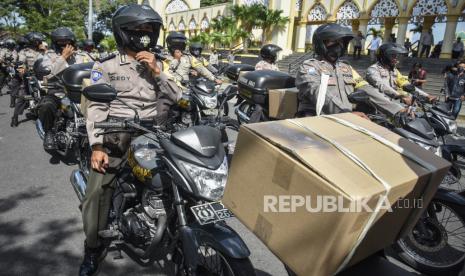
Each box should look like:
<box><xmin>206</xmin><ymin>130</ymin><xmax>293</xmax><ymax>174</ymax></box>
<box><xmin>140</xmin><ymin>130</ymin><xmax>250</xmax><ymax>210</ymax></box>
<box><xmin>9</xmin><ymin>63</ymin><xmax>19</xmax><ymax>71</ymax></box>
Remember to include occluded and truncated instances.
<box><xmin>198</xmin><ymin>94</ymin><xmax>218</xmax><ymax>109</ymax></box>
<box><xmin>181</xmin><ymin>157</ymin><xmax>228</xmax><ymax>201</ymax></box>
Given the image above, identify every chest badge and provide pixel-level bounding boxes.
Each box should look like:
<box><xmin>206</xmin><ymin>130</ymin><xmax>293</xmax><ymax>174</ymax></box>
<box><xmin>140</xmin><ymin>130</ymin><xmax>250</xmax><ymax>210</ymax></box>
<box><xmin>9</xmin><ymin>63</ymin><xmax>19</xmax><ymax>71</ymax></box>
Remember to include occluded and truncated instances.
<box><xmin>140</xmin><ymin>36</ymin><xmax>151</xmax><ymax>48</ymax></box>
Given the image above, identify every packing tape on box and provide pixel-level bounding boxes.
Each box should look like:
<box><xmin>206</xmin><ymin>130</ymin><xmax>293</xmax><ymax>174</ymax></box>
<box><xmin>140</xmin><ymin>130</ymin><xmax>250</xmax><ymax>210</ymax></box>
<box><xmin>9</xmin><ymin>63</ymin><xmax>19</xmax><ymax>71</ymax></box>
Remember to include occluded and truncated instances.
<box><xmin>286</xmin><ymin>119</ymin><xmax>393</xmax><ymax>274</ymax></box>
<box><xmin>321</xmin><ymin>115</ymin><xmax>438</xmax><ymax>274</ymax></box>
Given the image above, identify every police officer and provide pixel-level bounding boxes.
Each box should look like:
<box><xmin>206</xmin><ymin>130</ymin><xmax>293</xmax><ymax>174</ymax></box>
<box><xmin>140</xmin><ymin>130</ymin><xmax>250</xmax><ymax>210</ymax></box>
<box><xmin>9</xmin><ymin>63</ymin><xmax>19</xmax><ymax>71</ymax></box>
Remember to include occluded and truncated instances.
<box><xmin>189</xmin><ymin>42</ymin><xmax>218</xmax><ymax>74</ymax></box>
<box><xmin>10</xmin><ymin>32</ymin><xmax>43</xmax><ymax>127</ymax></box>
<box><xmin>81</xmin><ymin>39</ymin><xmax>99</xmax><ymax>60</ymax></box>
<box><xmin>296</xmin><ymin>23</ymin><xmax>404</xmax><ymax>117</ymax></box>
<box><xmin>255</xmin><ymin>44</ymin><xmax>281</xmax><ymax>71</ymax></box>
<box><xmin>166</xmin><ymin>31</ymin><xmax>222</xmax><ymax>86</ymax></box>
<box><xmin>79</xmin><ymin>4</ymin><xmax>181</xmax><ymax>275</ymax></box>
<box><xmin>366</xmin><ymin>43</ymin><xmax>436</xmax><ymax>106</ymax></box>
<box><xmin>38</xmin><ymin>27</ymin><xmax>91</xmax><ymax>149</ymax></box>
<box><xmin>0</xmin><ymin>39</ymin><xmax>18</xmax><ymax>96</ymax></box>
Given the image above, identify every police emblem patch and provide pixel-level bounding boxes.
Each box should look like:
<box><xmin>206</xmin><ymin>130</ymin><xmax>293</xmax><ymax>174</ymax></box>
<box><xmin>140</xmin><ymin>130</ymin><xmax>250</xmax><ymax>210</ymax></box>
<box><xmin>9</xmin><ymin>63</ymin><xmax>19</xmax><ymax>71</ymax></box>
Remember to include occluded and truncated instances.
<box><xmin>91</xmin><ymin>69</ymin><xmax>103</xmax><ymax>83</ymax></box>
<box><xmin>140</xmin><ymin>36</ymin><xmax>151</xmax><ymax>48</ymax></box>
<box><xmin>307</xmin><ymin>67</ymin><xmax>317</xmax><ymax>75</ymax></box>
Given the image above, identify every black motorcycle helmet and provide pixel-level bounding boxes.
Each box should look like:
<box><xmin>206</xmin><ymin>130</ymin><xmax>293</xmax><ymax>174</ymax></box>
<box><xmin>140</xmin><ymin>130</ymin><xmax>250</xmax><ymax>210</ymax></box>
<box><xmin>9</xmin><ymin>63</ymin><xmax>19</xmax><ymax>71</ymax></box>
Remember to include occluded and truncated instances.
<box><xmin>312</xmin><ymin>23</ymin><xmax>354</xmax><ymax>63</ymax></box>
<box><xmin>82</xmin><ymin>39</ymin><xmax>95</xmax><ymax>52</ymax></box>
<box><xmin>260</xmin><ymin>44</ymin><xmax>282</xmax><ymax>63</ymax></box>
<box><xmin>166</xmin><ymin>31</ymin><xmax>187</xmax><ymax>54</ymax></box>
<box><xmin>377</xmin><ymin>43</ymin><xmax>407</xmax><ymax>69</ymax></box>
<box><xmin>5</xmin><ymin>39</ymin><xmax>16</xmax><ymax>50</ymax></box>
<box><xmin>51</xmin><ymin>27</ymin><xmax>76</xmax><ymax>52</ymax></box>
<box><xmin>189</xmin><ymin>42</ymin><xmax>203</xmax><ymax>58</ymax></box>
<box><xmin>25</xmin><ymin>32</ymin><xmax>45</xmax><ymax>48</ymax></box>
<box><xmin>17</xmin><ymin>36</ymin><xmax>28</xmax><ymax>50</ymax></box>
<box><xmin>112</xmin><ymin>4</ymin><xmax>163</xmax><ymax>52</ymax></box>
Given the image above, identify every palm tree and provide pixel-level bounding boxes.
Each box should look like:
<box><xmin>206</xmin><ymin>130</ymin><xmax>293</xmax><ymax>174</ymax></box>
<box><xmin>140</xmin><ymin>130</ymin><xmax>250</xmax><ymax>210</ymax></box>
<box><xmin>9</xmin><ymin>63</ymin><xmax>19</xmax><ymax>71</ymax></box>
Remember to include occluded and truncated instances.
<box><xmin>257</xmin><ymin>6</ymin><xmax>289</xmax><ymax>44</ymax></box>
<box><xmin>210</xmin><ymin>17</ymin><xmax>248</xmax><ymax>50</ymax></box>
<box><xmin>230</xmin><ymin>4</ymin><xmax>262</xmax><ymax>52</ymax></box>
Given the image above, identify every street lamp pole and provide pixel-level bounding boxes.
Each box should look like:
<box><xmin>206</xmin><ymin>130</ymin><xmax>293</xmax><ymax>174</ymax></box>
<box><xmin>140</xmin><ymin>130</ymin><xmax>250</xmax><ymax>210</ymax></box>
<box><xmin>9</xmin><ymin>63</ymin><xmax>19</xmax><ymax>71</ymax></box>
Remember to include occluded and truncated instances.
<box><xmin>88</xmin><ymin>0</ymin><xmax>93</xmax><ymax>40</ymax></box>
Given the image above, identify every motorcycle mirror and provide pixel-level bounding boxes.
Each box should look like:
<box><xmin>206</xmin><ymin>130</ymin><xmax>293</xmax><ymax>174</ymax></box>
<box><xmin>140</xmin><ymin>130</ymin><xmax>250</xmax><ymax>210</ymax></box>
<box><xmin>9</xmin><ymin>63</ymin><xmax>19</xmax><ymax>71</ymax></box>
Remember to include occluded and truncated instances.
<box><xmin>348</xmin><ymin>90</ymin><xmax>370</xmax><ymax>104</ymax></box>
<box><xmin>83</xmin><ymin>83</ymin><xmax>117</xmax><ymax>103</ymax></box>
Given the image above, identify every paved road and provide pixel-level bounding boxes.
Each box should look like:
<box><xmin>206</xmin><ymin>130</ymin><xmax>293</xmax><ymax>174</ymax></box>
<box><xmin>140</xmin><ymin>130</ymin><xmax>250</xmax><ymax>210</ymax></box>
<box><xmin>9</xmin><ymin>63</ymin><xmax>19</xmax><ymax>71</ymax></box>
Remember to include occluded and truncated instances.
<box><xmin>0</xmin><ymin>95</ymin><xmax>287</xmax><ymax>276</ymax></box>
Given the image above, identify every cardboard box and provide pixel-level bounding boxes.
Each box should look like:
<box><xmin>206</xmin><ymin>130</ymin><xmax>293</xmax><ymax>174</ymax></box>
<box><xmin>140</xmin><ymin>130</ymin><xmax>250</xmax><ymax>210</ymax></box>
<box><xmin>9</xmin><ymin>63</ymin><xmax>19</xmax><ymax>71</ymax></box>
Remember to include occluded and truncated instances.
<box><xmin>268</xmin><ymin>87</ymin><xmax>298</xmax><ymax>119</ymax></box>
<box><xmin>223</xmin><ymin>113</ymin><xmax>450</xmax><ymax>276</ymax></box>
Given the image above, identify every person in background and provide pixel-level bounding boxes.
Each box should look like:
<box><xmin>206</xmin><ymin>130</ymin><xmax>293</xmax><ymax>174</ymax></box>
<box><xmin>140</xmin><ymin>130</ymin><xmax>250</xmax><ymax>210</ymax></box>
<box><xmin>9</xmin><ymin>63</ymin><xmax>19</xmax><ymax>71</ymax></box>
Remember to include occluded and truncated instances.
<box><xmin>452</xmin><ymin>37</ymin><xmax>464</xmax><ymax>59</ymax></box>
<box><xmin>404</xmin><ymin>38</ymin><xmax>412</xmax><ymax>54</ymax></box>
<box><xmin>352</xmin><ymin>31</ymin><xmax>364</xmax><ymax>59</ymax></box>
<box><xmin>389</xmin><ymin>33</ymin><xmax>396</xmax><ymax>43</ymax></box>
<box><xmin>444</xmin><ymin>60</ymin><xmax>465</xmax><ymax>118</ymax></box>
<box><xmin>367</xmin><ymin>32</ymin><xmax>382</xmax><ymax>62</ymax></box>
<box><xmin>228</xmin><ymin>51</ymin><xmax>235</xmax><ymax>65</ymax></box>
<box><xmin>408</xmin><ymin>62</ymin><xmax>427</xmax><ymax>88</ymax></box>
<box><xmin>419</xmin><ymin>29</ymin><xmax>434</xmax><ymax>58</ymax></box>
<box><xmin>209</xmin><ymin>49</ymin><xmax>219</xmax><ymax>69</ymax></box>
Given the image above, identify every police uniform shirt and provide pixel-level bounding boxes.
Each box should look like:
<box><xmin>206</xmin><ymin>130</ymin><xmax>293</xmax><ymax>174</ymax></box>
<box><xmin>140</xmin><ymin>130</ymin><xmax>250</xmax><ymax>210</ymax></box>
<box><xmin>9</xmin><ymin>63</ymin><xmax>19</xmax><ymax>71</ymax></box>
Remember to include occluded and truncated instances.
<box><xmin>255</xmin><ymin>60</ymin><xmax>279</xmax><ymax>71</ymax></box>
<box><xmin>296</xmin><ymin>58</ymin><xmax>355</xmax><ymax>115</ymax></box>
<box><xmin>169</xmin><ymin>54</ymin><xmax>215</xmax><ymax>83</ymax></box>
<box><xmin>42</xmin><ymin>50</ymin><xmax>94</xmax><ymax>77</ymax></box>
<box><xmin>365</xmin><ymin>62</ymin><xmax>410</xmax><ymax>99</ymax></box>
<box><xmin>18</xmin><ymin>47</ymin><xmax>41</xmax><ymax>70</ymax></box>
<box><xmin>0</xmin><ymin>48</ymin><xmax>18</xmax><ymax>65</ymax></box>
<box><xmin>86</xmin><ymin>52</ymin><xmax>181</xmax><ymax>146</ymax></box>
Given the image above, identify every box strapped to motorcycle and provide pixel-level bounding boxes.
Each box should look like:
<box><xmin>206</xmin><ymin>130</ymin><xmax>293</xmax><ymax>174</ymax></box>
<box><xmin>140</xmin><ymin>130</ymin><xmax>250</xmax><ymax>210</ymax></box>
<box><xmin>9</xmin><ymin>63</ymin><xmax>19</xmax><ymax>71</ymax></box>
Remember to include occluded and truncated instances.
<box><xmin>61</xmin><ymin>62</ymin><xmax>94</xmax><ymax>103</ymax></box>
<box><xmin>225</xmin><ymin>64</ymin><xmax>255</xmax><ymax>82</ymax></box>
<box><xmin>237</xmin><ymin>70</ymin><xmax>295</xmax><ymax>105</ymax></box>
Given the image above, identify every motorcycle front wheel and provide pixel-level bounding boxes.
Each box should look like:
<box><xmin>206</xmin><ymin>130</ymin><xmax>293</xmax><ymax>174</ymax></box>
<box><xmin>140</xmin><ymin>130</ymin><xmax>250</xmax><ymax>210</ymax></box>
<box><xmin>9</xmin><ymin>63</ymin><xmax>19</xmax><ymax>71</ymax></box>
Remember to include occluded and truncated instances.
<box><xmin>175</xmin><ymin>242</ymin><xmax>256</xmax><ymax>276</ymax></box>
<box><xmin>391</xmin><ymin>200</ymin><xmax>465</xmax><ymax>275</ymax></box>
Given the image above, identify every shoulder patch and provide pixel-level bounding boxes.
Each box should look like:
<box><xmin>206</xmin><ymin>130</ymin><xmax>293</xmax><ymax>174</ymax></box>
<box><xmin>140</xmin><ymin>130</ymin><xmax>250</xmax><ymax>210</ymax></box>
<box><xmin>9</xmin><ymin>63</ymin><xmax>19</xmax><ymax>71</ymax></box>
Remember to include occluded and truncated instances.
<box><xmin>307</xmin><ymin>67</ymin><xmax>318</xmax><ymax>75</ymax></box>
<box><xmin>91</xmin><ymin>65</ymin><xmax>103</xmax><ymax>83</ymax></box>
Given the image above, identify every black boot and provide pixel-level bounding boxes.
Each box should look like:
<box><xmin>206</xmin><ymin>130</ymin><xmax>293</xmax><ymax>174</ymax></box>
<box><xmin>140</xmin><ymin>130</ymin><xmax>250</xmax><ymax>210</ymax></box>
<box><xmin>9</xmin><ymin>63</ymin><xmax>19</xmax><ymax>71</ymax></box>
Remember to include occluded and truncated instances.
<box><xmin>79</xmin><ymin>244</ymin><xmax>106</xmax><ymax>276</ymax></box>
<box><xmin>43</xmin><ymin>132</ymin><xmax>56</xmax><ymax>150</ymax></box>
<box><xmin>10</xmin><ymin>116</ymin><xmax>18</xmax><ymax>127</ymax></box>
<box><xmin>10</xmin><ymin>98</ymin><xmax>15</xmax><ymax>108</ymax></box>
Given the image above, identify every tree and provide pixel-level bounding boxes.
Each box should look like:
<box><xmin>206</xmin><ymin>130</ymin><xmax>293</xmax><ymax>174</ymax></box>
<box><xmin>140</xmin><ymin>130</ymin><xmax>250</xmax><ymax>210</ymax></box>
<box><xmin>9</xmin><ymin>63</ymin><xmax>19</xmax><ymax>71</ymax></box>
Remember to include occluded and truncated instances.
<box><xmin>257</xmin><ymin>6</ymin><xmax>289</xmax><ymax>44</ymax></box>
<box><xmin>230</xmin><ymin>4</ymin><xmax>262</xmax><ymax>52</ymax></box>
<box><xmin>210</xmin><ymin>17</ymin><xmax>248</xmax><ymax>50</ymax></box>
<box><xmin>0</xmin><ymin>0</ymin><xmax>23</xmax><ymax>36</ymax></box>
<box><xmin>14</xmin><ymin>0</ymin><xmax>88</xmax><ymax>40</ymax></box>
<box><xmin>94</xmin><ymin>0</ymin><xmax>133</xmax><ymax>34</ymax></box>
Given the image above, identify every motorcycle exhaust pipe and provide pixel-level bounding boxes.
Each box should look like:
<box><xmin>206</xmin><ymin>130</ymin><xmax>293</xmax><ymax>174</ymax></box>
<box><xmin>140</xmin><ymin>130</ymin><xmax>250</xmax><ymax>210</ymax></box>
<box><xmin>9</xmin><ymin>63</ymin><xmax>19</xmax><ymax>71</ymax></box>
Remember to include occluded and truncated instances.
<box><xmin>70</xmin><ymin>169</ymin><xmax>87</xmax><ymax>202</ymax></box>
<box><xmin>35</xmin><ymin>119</ymin><xmax>45</xmax><ymax>140</ymax></box>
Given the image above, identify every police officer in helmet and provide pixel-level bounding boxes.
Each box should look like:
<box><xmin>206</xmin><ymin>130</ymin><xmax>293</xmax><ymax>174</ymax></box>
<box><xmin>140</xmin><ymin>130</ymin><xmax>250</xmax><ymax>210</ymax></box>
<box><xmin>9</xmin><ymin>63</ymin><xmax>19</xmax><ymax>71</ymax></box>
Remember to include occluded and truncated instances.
<box><xmin>166</xmin><ymin>31</ymin><xmax>221</xmax><ymax>85</ymax></box>
<box><xmin>79</xmin><ymin>5</ymin><xmax>181</xmax><ymax>275</ymax></box>
<box><xmin>0</xmin><ymin>39</ymin><xmax>17</xmax><ymax>95</ymax></box>
<box><xmin>255</xmin><ymin>44</ymin><xmax>281</xmax><ymax>71</ymax></box>
<box><xmin>38</xmin><ymin>27</ymin><xmax>92</xmax><ymax>150</ymax></box>
<box><xmin>189</xmin><ymin>42</ymin><xmax>218</xmax><ymax>74</ymax></box>
<box><xmin>296</xmin><ymin>23</ymin><xmax>405</xmax><ymax>118</ymax></box>
<box><xmin>11</xmin><ymin>32</ymin><xmax>44</xmax><ymax>127</ymax></box>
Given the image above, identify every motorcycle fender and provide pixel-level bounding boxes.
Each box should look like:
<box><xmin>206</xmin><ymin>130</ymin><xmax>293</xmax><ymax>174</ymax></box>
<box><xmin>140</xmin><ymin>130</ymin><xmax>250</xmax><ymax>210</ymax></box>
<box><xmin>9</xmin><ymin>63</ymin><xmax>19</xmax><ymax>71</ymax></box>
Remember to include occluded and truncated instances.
<box><xmin>180</xmin><ymin>222</ymin><xmax>251</xmax><ymax>268</ymax></box>
<box><xmin>435</xmin><ymin>188</ymin><xmax>465</xmax><ymax>206</ymax></box>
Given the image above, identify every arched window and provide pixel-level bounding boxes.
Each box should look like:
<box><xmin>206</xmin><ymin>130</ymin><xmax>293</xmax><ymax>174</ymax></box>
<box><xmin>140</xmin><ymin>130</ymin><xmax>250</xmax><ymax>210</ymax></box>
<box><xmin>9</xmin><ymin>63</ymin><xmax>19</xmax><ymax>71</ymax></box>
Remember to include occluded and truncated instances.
<box><xmin>201</xmin><ymin>17</ymin><xmax>209</xmax><ymax>30</ymax></box>
<box><xmin>243</xmin><ymin>0</ymin><xmax>269</xmax><ymax>6</ymax></box>
<box><xmin>178</xmin><ymin>19</ymin><xmax>186</xmax><ymax>31</ymax></box>
<box><xmin>166</xmin><ymin>0</ymin><xmax>189</xmax><ymax>14</ymax></box>
<box><xmin>308</xmin><ymin>3</ymin><xmax>327</xmax><ymax>22</ymax></box>
<box><xmin>411</xmin><ymin>0</ymin><xmax>447</xmax><ymax>23</ymax></box>
<box><xmin>169</xmin><ymin>20</ymin><xmax>176</xmax><ymax>31</ymax></box>
<box><xmin>336</xmin><ymin>0</ymin><xmax>360</xmax><ymax>26</ymax></box>
<box><xmin>189</xmin><ymin>19</ymin><xmax>196</xmax><ymax>30</ymax></box>
<box><xmin>369</xmin><ymin>0</ymin><xmax>399</xmax><ymax>25</ymax></box>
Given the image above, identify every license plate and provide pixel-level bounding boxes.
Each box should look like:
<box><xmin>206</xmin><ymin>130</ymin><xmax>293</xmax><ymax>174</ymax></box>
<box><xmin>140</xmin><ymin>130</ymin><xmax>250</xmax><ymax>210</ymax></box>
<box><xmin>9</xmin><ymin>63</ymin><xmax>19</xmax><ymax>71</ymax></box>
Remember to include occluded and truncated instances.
<box><xmin>76</xmin><ymin>117</ymin><xmax>86</xmax><ymax>126</ymax></box>
<box><xmin>191</xmin><ymin>202</ymin><xmax>234</xmax><ymax>225</ymax></box>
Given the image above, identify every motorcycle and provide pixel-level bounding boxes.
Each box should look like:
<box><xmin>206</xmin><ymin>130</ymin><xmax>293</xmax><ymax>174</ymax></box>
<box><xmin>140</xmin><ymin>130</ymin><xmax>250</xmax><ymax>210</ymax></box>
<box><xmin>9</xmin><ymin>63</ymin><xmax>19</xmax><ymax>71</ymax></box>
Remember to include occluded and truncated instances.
<box><xmin>70</xmin><ymin>83</ymin><xmax>255</xmax><ymax>276</ymax></box>
<box><xmin>349</xmin><ymin>90</ymin><xmax>465</xmax><ymax>275</ymax></box>
<box><xmin>235</xmin><ymin>69</ymin><xmax>295</xmax><ymax>124</ymax></box>
<box><xmin>35</xmin><ymin>62</ymin><xmax>92</xmax><ymax>177</ymax></box>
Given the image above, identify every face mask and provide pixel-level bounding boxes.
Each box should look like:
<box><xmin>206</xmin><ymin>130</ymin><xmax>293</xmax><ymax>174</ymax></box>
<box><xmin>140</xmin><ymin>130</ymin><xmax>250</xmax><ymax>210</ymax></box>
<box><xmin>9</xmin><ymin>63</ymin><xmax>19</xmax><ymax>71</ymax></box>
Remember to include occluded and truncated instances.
<box><xmin>459</xmin><ymin>67</ymin><xmax>465</xmax><ymax>74</ymax></box>
<box><xmin>127</xmin><ymin>31</ymin><xmax>155</xmax><ymax>52</ymax></box>
<box><xmin>326</xmin><ymin>43</ymin><xmax>344</xmax><ymax>62</ymax></box>
<box><xmin>191</xmin><ymin>49</ymin><xmax>201</xmax><ymax>57</ymax></box>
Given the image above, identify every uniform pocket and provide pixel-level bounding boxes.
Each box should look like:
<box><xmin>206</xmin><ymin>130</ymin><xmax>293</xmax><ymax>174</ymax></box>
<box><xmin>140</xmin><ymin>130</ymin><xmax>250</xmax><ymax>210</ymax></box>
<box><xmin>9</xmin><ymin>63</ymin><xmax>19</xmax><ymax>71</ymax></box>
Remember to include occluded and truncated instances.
<box><xmin>113</xmin><ymin>81</ymin><xmax>133</xmax><ymax>92</ymax></box>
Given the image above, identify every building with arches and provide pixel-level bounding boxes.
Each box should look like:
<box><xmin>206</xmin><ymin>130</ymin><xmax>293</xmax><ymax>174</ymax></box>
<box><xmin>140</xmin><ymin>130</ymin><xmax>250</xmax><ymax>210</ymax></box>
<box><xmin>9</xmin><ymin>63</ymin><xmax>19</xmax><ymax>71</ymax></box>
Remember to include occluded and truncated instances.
<box><xmin>141</xmin><ymin>0</ymin><xmax>465</xmax><ymax>58</ymax></box>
